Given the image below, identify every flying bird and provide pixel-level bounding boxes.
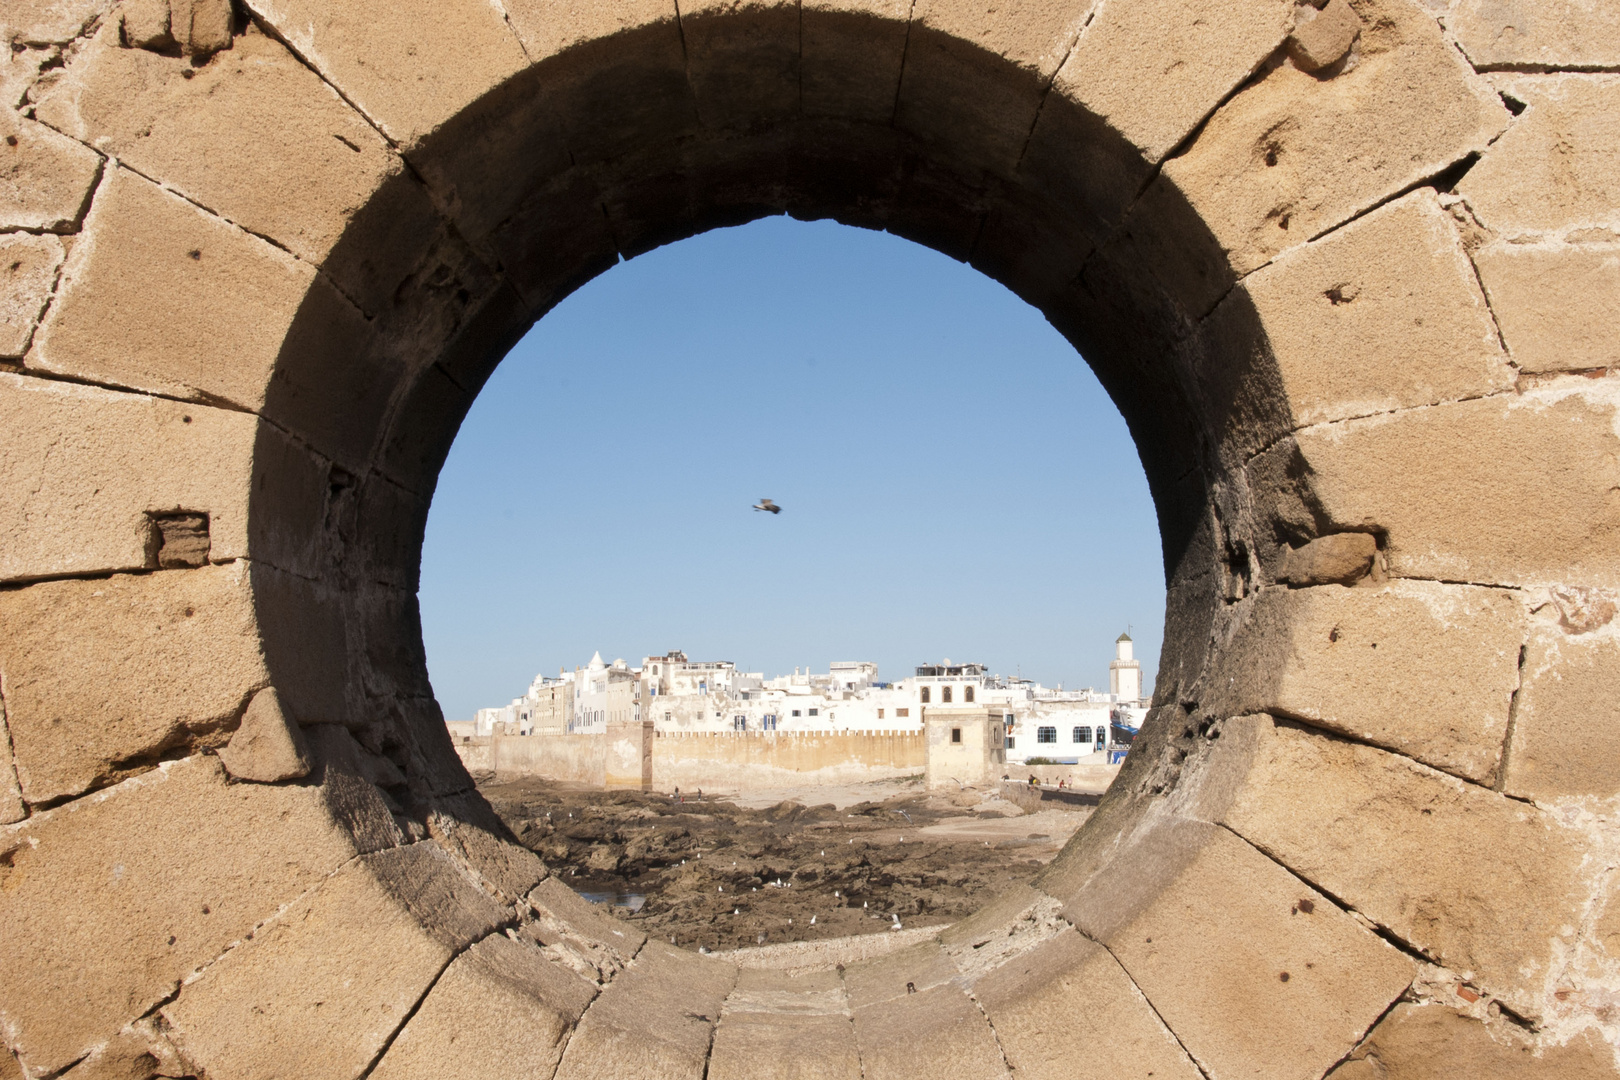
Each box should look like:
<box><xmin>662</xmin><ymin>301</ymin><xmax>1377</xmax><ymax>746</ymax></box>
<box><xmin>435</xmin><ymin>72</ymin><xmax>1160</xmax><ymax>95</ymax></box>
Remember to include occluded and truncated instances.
<box><xmin>753</xmin><ymin>498</ymin><xmax>781</xmax><ymax>514</ymax></box>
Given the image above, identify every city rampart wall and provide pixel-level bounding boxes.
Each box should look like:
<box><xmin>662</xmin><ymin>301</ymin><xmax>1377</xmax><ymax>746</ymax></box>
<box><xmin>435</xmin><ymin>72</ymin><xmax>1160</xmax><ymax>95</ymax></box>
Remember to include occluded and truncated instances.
<box><xmin>651</xmin><ymin>730</ymin><xmax>925</xmax><ymax>792</ymax></box>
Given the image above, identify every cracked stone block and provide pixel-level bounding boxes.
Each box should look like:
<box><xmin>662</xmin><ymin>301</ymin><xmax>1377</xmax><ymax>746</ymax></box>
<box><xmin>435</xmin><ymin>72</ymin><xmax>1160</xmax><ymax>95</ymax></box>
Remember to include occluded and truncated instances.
<box><xmin>1458</xmin><ymin>75</ymin><xmax>1620</xmax><ymax>238</ymax></box>
<box><xmin>1277</xmin><ymin>533</ymin><xmax>1376</xmax><ymax>585</ymax></box>
<box><xmin>371</xmin><ymin>932</ymin><xmax>598</xmax><ymax>1080</ymax></box>
<box><xmin>852</xmin><ymin>982</ymin><xmax>1008</xmax><ymax>1080</ymax></box>
<box><xmin>0</xmin><ymin>112</ymin><xmax>101</xmax><ymax>232</ymax></box>
<box><xmin>1504</xmin><ymin>627</ymin><xmax>1620</xmax><ymax>802</ymax></box>
<box><xmin>176</xmin><ymin>0</ymin><xmax>233</xmax><ymax>57</ymax></box>
<box><xmin>1208</xmin><ymin>580</ymin><xmax>1523</xmax><ymax>782</ymax></box>
<box><xmin>525</xmin><ymin>876</ymin><xmax>647</xmax><ymax>967</ymax></box>
<box><xmin>0</xmin><ymin>755</ymin><xmax>390</xmax><ymax>1076</ymax></box>
<box><xmin>0</xmin><ymin>700</ymin><xmax>23</xmax><ymax>825</ymax></box>
<box><xmin>217</xmin><ymin>687</ymin><xmax>310</xmax><ymax>783</ymax></box>
<box><xmin>427</xmin><ymin>789</ymin><xmax>547</xmax><ymax>903</ymax></box>
<box><xmin>1287</xmin><ymin>0</ymin><xmax>1360</xmax><ymax>72</ymax></box>
<box><xmin>148</xmin><ymin>511</ymin><xmax>209</xmax><ymax>568</ymax></box>
<box><xmin>1327</xmin><ymin>1001</ymin><xmax>1617</xmax><ymax>1078</ymax></box>
<box><xmin>1453</xmin><ymin>0</ymin><xmax>1620</xmax><ymax>71</ymax></box>
<box><xmin>800</xmin><ymin>0</ymin><xmax>911</xmax><ymax>123</ymax></box>
<box><xmin>120</xmin><ymin>0</ymin><xmax>172</xmax><ymax>50</ymax></box>
<box><xmin>0</xmin><ymin>0</ymin><xmax>113</xmax><ymax>46</ymax></box>
<box><xmin>1063</xmin><ymin>817</ymin><xmax>1414</xmax><ymax>1080</ymax></box>
<box><xmin>163</xmin><ymin>843</ymin><xmax>507</xmax><ymax>1080</ymax></box>
<box><xmin>842</xmin><ymin>940</ymin><xmax>958</xmax><ymax>1010</ymax></box>
<box><xmin>1473</xmin><ymin>242</ymin><xmax>1620</xmax><ymax>374</ymax></box>
<box><xmin>0</xmin><ymin>233</ymin><xmax>62</xmax><ymax>358</ymax></box>
<box><xmin>974</xmin><ymin>929</ymin><xmax>1202</xmax><ymax>1080</ymax></box>
<box><xmin>554</xmin><ymin>940</ymin><xmax>736</xmax><ymax>1080</ymax></box>
<box><xmin>710</xmin><ymin>968</ymin><xmax>861</xmax><ymax>1080</ymax></box>
<box><xmin>1206</xmin><ymin>715</ymin><xmax>1588</xmax><ymax>1017</ymax></box>
<box><xmin>679</xmin><ymin>0</ymin><xmax>803</xmax><ymax>130</ymax></box>
<box><xmin>0</xmin><ymin>562</ymin><xmax>269</xmax><ymax>805</ymax></box>
<box><xmin>56</xmin><ymin>1018</ymin><xmax>190</xmax><ymax>1080</ymax></box>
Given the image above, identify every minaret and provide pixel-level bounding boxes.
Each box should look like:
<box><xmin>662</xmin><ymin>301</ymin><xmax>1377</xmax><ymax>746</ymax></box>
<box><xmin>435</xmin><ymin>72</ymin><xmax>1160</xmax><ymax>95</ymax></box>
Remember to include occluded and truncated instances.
<box><xmin>1109</xmin><ymin>632</ymin><xmax>1142</xmax><ymax>702</ymax></box>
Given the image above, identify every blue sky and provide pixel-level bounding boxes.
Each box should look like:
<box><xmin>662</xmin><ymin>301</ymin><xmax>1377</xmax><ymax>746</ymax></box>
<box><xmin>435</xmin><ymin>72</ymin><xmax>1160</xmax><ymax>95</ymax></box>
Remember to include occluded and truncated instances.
<box><xmin>419</xmin><ymin>217</ymin><xmax>1165</xmax><ymax>721</ymax></box>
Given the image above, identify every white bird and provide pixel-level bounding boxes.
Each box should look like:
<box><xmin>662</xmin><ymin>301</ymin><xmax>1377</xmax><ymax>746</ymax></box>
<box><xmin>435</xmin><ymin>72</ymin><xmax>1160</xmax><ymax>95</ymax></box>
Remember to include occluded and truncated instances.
<box><xmin>810</xmin><ymin>915</ymin><xmax>817</xmax><ymax>925</ymax></box>
<box><xmin>753</xmin><ymin>498</ymin><xmax>782</xmax><ymax>514</ymax></box>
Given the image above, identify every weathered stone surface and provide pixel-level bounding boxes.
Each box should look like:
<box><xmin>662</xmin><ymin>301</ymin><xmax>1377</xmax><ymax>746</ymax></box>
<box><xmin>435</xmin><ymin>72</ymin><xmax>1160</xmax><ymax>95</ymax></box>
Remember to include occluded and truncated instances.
<box><xmin>0</xmin><ymin>112</ymin><xmax>101</xmax><ymax>231</ymax></box>
<box><xmin>1209</xmin><ymin>580</ymin><xmax>1524</xmax><ymax>782</ymax></box>
<box><xmin>1504</xmin><ymin>626</ymin><xmax>1620</xmax><ymax>801</ymax></box>
<box><xmin>678</xmin><ymin>0</ymin><xmax>801</xmax><ymax>129</ymax></box>
<box><xmin>1327</xmin><ymin>1001</ymin><xmax>1618</xmax><ymax>1079</ymax></box>
<box><xmin>248</xmin><ymin>0</ymin><xmax>529</xmax><ymax>148</ymax></box>
<box><xmin>0</xmin><ymin>0</ymin><xmax>110</xmax><ymax>46</ymax></box>
<box><xmin>1288</xmin><ymin>0</ymin><xmax>1360</xmax><ymax>72</ymax></box>
<box><xmin>853</xmin><ymin>982</ymin><xmax>1008</xmax><ymax>1080</ymax></box>
<box><xmin>0</xmin><ymin>755</ymin><xmax>385</xmax><ymax>1075</ymax></box>
<box><xmin>0</xmin><ymin>563</ymin><xmax>268</xmax><ymax>805</ymax></box>
<box><xmin>0</xmin><ymin>233</ymin><xmax>62</xmax><ymax>358</ymax></box>
<box><xmin>555</xmin><ymin>940</ymin><xmax>736</xmax><ymax>1080</ymax></box>
<box><xmin>427</xmin><ymin>789</ymin><xmax>547</xmax><ymax>902</ymax></box>
<box><xmin>974</xmin><ymin>929</ymin><xmax>1202</xmax><ymax>1080</ymax></box>
<box><xmin>841</xmin><ymin>940</ymin><xmax>958</xmax><ymax>1009</ymax></box>
<box><xmin>217</xmin><ymin>687</ymin><xmax>311</xmax><ymax>783</ymax></box>
<box><xmin>1453</xmin><ymin>0</ymin><xmax>1620</xmax><ymax>72</ymax></box>
<box><xmin>163</xmin><ymin>843</ymin><xmax>506</xmax><ymax>1080</ymax></box>
<box><xmin>55</xmin><ymin>1017</ymin><xmax>190</xmax><ymax>1080</ymax></box>
<box><xmin>1206</xmin><ymin>190</ymin><xmax>1513</xmax><ymax>448</ymax></box>
<box><xmin>1278</xmin><ymin>533</ymin><xmax>1376</xmax><ymax>586</ymax></box>
<box><xmin>1208</xmin><ymin>716</ymin><xmax>1589</xmax><ymax>1015</ymax></box>
<box><xmin>1474</xmin><ymin>241</ymin><xmax>1620</xmax><ymax>374</ymax></box>
<box><xmin>802</xmin><ymin>0</ymin><xmax>911</xmax><ymax>122</ymax></box>
<box><xmin>34</xmin><ymin>24</ymin><xmax>433</xmax><ymax>312</ymax></box>
<box><xmin>371</xmin><ymin>932</ymin><xmax>597</xmax><ymax>1080</ymax></box>
<box><xmin>1458</xmin><ymin>76</ymin><xmax>1620</xmax><ymax>238</ymax></box>
<box><xmin>1277</xmin><ymin>389</ymin><xmax>1620</xmax><ymax>589</ymax></box>
<box><xmin>711</xmin><ymin>967</ymin><xmax>860</xmax><ymax>1080</ymax></box>
<box><xmin>0</xmin><ymin>701</ymin><xmax>23</xmax><ymax>825</ymax></box>
<box><xmin>525</xmin><ymin>876</ymin><xmax>646</xmax><ymax>977</ymax></box>
<box><xmin>1065</xmin><ymin>818</ymin><xmax>1413</xmax><ymax>1080</ymax></box>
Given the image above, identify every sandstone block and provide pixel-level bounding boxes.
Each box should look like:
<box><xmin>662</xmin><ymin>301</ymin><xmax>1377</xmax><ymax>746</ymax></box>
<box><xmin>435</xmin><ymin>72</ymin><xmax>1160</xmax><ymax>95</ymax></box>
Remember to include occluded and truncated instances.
<box><xmin>973</xmin><ymin>929</ymin><xmax>1202</xmax><ymax>1080</ymax></box>
<box><xmin>248</xmin><ymin>0</ymin><xmax>529</xmax><ymax>149</ymax></box>
<box><xmin>1288</xmin><ymin>0</ymin><xmax>1359</xmax><ymax>72</ymax></box>
<box><xmin>525</xmin><ymin>876</ymin><xmax>647</xmax><ymax>973</ymax></box>
<box><xmin>163</xmin><ymin>843</ymin><xmax>507</xmax><ymax>1080</ymax></box>
<box><xmin>0</xmin><ymin>0</ymin><xmax>109</xmax><ymax>46</ymax></box>
<box><xmin>1504</xmin><ymin>626</ymin><xmax>1620</xmax><ymax>802</ymax></box>
<box><xmin>0</xmin><ymin>563</ymin><xmax>269</xmax><ymax>805</ymax></box>
<box><xmin>427</xmin><ymin>789</ymin><xmax>547</xmax><ymax>903</ymax></box>
<box><xmin>1473</xmin><ymin>241</ymin><xmax>1620</xmax><ymax>374</ymax></box>
<box><xmin>250</xmin><ymin>562</ymin><xmax>353</xmax><ymax>729</ymax></box>
<box><xmin>853</xmin><ymin>983</ymin><xmax>1008</xmax><ymax>1080</ymax></box>
<box><xmin>1123</xmin><ymin>0</ymin><xmax>1508</xmax><ymax>315</ymax></box>
<box><xmin>555</xmin><ymin>940</ymin><xmax>737</xmax><ymax>1080</ymax></box>
<box><xmin>1208</xmin><ymin>716</ymin><xmax>1588</xmax><ymax>1015</ymax></box>
<box><xmin>802</xmin><ymin>0</ymin><xmax>911</xmax><ymax>122</ymax></box>
<box><xmin>1453</xmin><ymin>0</ymin><xmax>1620</xmax><ymax>72</ymax></box>
<box><xmin>33</xmin><ymin>167</ymin><xmax>331</xmax><ymax>411</ymax></box>
<box><xmin>710</xmin><ymin>991</ymin><xmax>860</xmax><ymax>1080</ymax></box>
<box><xmin>0</xmin><ymin>703</ymin><xmax>23</xmax><ymax>825</ymax></box>
<box><xmin>1064</xmin><ymin>817</ymin><xmax>1413</xmax><ymax>1080</ymax></box>
<box><xmin>841</xmin><ymin>940</ymin><xmax>958</xmax><ymax>1009</ymax></box>
<box><xmin>0</xmin><ymin>755</ymin><xmax>386</xmax><ymax>1075</ymax></box>
<box><xmin>0</xmin><ymin>233</ymin><xmax>62</xmax><ymax>358</ymax></box>
<box><xmin>679</xmin><ymin>0</ymin><xmax>801</xmax><ymax>129</ymax></box>
<box><xmin>34</xmin><ymin>25</ymin><xmax>435</xmax><ymax>312</ymax></box>
<box><xmin>1278</xmin><ymin>533</ymin><xmax>1376</xmax><ymax>586</ymax></box>
<box><xmin>177</xmin><ymin>0</ymin><xmax>233</xmax><ymax>56</ymax></box>
<box><xmin>0</xmin><ymin>113</ymin><xmax>101</xmax><ymax>232</ymax></box>
<box><xmin>1278</xmin><ymin>389</ymin><xmax>1620</xmax><ymax>588</ymax></box>
<box><xmin>1327</xmin><ymin>1001</ymin><xmax>1618</xmax><ymax>1079</ymax></box>
<box><xmin>120</xmin><ymin>0</ymin><xmax>172</xmax><ymax>50</ymax></box>
<box><xmin>1209</xmin><ymin>580</ymin><xmax>1523</xmax><ymax>782</ymax></box>
<box><xmin>371</xmin><ymin>932</ymin><xmax>597</xmax><ymax>1080</ymax></box>
<box><xmin>1204</xmin><ymin>189</ymin><xmax>1513</xmax><ymax>450</ymax></box>
<box><xmin>1458</xmin><ymin>75</ymin><xmax>1620</xmax><ymax>238</ymax></box>
<box><xmin>217</xmin><ymin>687</ymin><xmax>311</xmax><ymax>783</ymax></box>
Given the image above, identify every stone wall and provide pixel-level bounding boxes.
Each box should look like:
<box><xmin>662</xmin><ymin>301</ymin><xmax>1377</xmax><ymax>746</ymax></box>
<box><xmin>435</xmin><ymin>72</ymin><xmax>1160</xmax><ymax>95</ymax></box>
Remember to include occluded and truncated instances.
<box><xmin>3</xmin><ymin>0</ymin><xmax>1619</xmax><ymax>1077</ymax></box>
<box><xmin>652</xmin><ymin>730</ymin><xmax>925</xmax><ymax>792</ymax></box>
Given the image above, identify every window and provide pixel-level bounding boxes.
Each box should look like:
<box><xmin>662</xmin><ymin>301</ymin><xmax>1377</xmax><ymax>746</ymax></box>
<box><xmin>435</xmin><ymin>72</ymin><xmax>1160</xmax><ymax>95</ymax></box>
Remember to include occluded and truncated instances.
<box><xmin>733</xmin><ymin>715</ymin><xmax>747</xmax><ymax>731</ymax></box>
<box><xmin>942</xmin><ymin>686</ymin><xmax>953</xmax><ymax>703</ymax></box>
<box><xmin>664</xmin><ymin>712</ymin><xmax>672</xmax><ymax>721</ymax></box>
<box><xmin>1006</xmin><ymin>735</ymin><xmax>1015</xmax><ymax>748</ymax></box>
<box><xmin>792</xmin><ymin>709</ymin><xmax>801</xmax><ymax>717</ymax></box>
<box><xmin>877</xmin><ymin>708</ymin><xmax>884</xmax><ymax>719</ymax></box>
<box><xmin>1074</xmin><ymin>726</ymin><xmax>1092</xmax><ymax>744</ymax></box>
<box><xmin>951</xmin><ymin>727</ymin><xmax>962</xmax><ymax>744</ymax></box>
<box><xmin>964</xmin><ymin>686</ymin><xmax>975</xmax><ymax>703</ymax></box>
<box><xmin>1038</xmin><ymin>726</ymin><xmax>1057</xmax><ymax>744</ymax></box>
<box><xmin>920</xmin><ymin>687</ymin><xmax>930</xmax><ymax>704</ymax></box>
<box><xmin>896</xmin><ymin>707</ymin><xmax>909</xmax><ymax>718</ymax></box>
<box><xmin>763</xmin><ymin>714</ymin><xmax>778</xmax><ymax>731</ymax></box>
<box><xmin>1096</xmin><ymin>728</ymin><xmax>1106</xmax><ymax>748</ymax></box>
<box><xmin>808</xmin><ymin>708</ymin><xmax>819</xmax><ymax>716</ymax></box>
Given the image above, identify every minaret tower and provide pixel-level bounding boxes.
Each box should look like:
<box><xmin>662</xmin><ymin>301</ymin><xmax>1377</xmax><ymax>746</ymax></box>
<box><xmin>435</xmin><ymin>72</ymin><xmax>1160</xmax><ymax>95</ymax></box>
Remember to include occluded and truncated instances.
<box><xmin>1109</xmin><ymin>632</ymin><xmax>1142</xmax><ymax>702</ymax></box>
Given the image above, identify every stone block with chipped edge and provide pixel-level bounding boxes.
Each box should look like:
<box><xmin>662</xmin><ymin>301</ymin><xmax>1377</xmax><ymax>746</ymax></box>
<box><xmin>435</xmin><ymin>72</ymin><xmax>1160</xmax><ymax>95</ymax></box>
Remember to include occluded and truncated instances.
<box><xmin>1204</xmin><ymin>580</ymin><xmax>1524</xmax><ymax>783</ymax></box>
<box><xmin>1504</xmin><ymin>625</ymin><xmax>1620</xmax><ymax>802</ymax></box>
<box><xmin>525</xmin><ymin>876</ymin><xmax>647</xmax><ymax>962</ymax></box>
<box><xmin>426</xmin><ymin>789</ymin><xmax>547</xmax><ymax>903</ymax></box>
<box><xmin>710</xmin><ymin>1008</ymin><xmax>860</xmax><ymax>1080</ymax></box>
<box><xmin>1473</xmin><ymin>242</ymin><xmax>1620</xmax><ymax>375</ymax></box>
<box><xmin>1203</xmin><ymin>189</ymin><xmax>1513</xmax><ymax>452</ymax></box>
<box><xmin>841</xmin><ymin>939</ymin><xmax>958</xmax><ymax>1010</ymax></box>
<box><xmin>55</xmin><ymin>1016</ymin><xmax>190</xmax><ymax>1080</ymax></box>
<box><xmin>1326</xmin><ymin>1001</ymin><xmax>1618</xmax><ymax>1079</ymax></box>
<box><xmin>1204</xmin><ymin>715</ymin><xmax>1588</xmax><ymax>1017</ymax></box>
<box><xmin>0</xmin><ymin>375</ymin><xmax>259</xmax><ymax>583</ymax></box>
<box><xmin>1282</xmin><ymin>389</ymin><xmax>1620</xmax><ymax>589</ymax></box>
<box><xmin>801</xmin><ymin>0</ymin><xmax>911</xmax><ymax>122</ymax></box>
<box><xmin>247</xmin><ymin>0</ymin><xmax>530</xmax><ymax>149</ymax></box>
<box><xmin>1278</xmin><ymin>533</ymin><xmax>1376</xmax><ymax>586</ymax></box>
<box><xmin>33</xmin><ymin>24</ymin><xmax>437</xmax><ymax>314</ymax></box>
<box><xmin>370</xmin><ymin>932</ymin><xmax>598</xmax><ymax>1080</ymax></box>
<box><xmin>1453</xmin><ymin>0</ymin><xmax>1620</xmax><ymax>73</ymax></box>
<box><xmin>974</xmin><ymin>929</ymin><xmax>1203</xmax><ymax>1080</ymax></box>
<box><xmin>853</xmin><ymin>982</ymin><xmax>1008</xmax><ymax>1080</ymax></box>
<box><xmin>0</xmin><ymin>233</ymin><xmax>61</xmax><ymax>358</ymax></box>
<box><xmin>1288</xmin><ymin>0</ymin><xmax>1360</xmax><ymax>72</ymax></box>
<box><xmin>217</xmin><ymin>687</ymin><xmax>311</xmax><ymax>783</ymax></box>
<box><xmin>554</xmin><ymin>940</ymin><xmax>737</xmax><ymax>1080</ymax></box>
<box><xmin>0</xmin><ymin>563</ymin><xmax>270</xmax><ymax>805</ymax></box>
<box><xmin>32</xmin><ymin>167</ymin><xmax>330</xmax><ymax>410</ymax></box>
<box><xmin>0</xmin><ymin>0</ymin><xmax>113</xmax><ymax>45</ymax></box>
<box><xmin>1117</xmin><ymin>0</ymin><xmax>1508</xmax><ymax>317</ymax></box>
<box><xmin>0</xmin><ymin>701</ymin><xmax>22</xmax><ymax>826</ymax></box>
<box><xmin>1064</xmin><ymin>817</ymin><xmax>1414</xmax><ymax>1080</ymax></box>
<box><xmin>0</xmin><ymin>755</ymin><xmax>394</xmax><ymax>1076</ymax></box>
<box><xmin>162</xmin><ymin>843</ymin><xmax>507</xmax><ymax>1080</ymax></box>
<box><xmin>940</xmin><ymin>881</ymin><xmax>1071</xmax><ymax>984</ymax></box>
<box><xmin>1458</xmin><ymin>75</ymin><xmax>1620</xmax><ymax>238</ymax></box>
<box><xmin>678</xmin><ymin>0</ymin><xmax>802</xmax><ymax>129</ymax></box>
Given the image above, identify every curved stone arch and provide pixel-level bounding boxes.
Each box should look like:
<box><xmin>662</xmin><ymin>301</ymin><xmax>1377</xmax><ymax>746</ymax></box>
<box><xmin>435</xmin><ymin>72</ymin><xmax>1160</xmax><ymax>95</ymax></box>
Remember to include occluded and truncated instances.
<box><xmin>2</xmin><ymin>0</ymin><xmax>1618</xmax><ymax>1077</ymax></box>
